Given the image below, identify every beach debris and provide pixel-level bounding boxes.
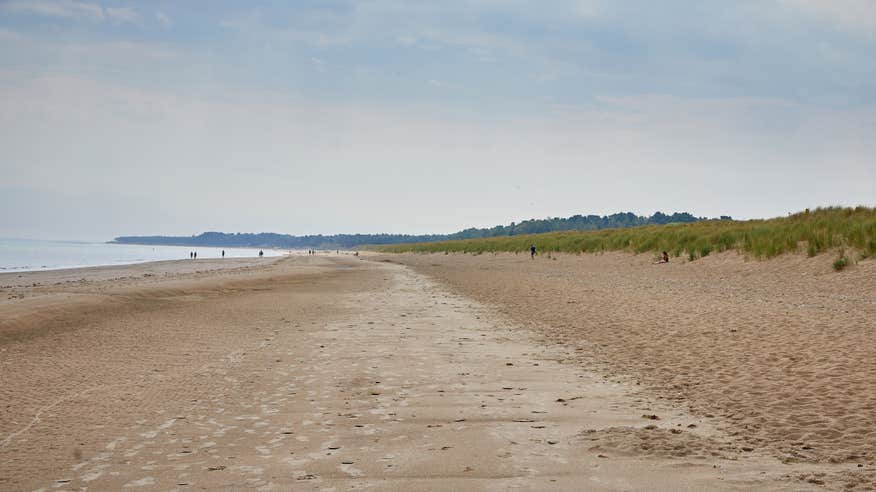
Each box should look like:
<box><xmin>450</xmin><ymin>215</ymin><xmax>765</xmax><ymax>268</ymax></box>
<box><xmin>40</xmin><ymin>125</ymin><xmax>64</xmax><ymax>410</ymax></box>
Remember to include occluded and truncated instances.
<box><xmin>642</xmin><ymin>414</ymin><xmax>660</xmax><ymax>420</ymax></box>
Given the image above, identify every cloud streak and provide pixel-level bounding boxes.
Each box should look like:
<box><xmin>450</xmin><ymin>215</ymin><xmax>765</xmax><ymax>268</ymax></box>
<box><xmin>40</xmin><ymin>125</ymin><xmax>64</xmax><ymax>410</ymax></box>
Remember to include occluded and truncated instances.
<box><xmin>3</xmin><ymin>0</ymin><xmax>138</xmax><ymax>23</ymax></box>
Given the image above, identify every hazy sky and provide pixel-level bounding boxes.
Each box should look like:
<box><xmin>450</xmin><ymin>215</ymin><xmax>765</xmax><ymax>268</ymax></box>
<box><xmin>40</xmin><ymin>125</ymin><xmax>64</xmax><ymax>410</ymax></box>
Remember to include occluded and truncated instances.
<box><xmin>1</xmin><ymin>0</ymin><xmax>874</xmax><ymax>241</ymax></box>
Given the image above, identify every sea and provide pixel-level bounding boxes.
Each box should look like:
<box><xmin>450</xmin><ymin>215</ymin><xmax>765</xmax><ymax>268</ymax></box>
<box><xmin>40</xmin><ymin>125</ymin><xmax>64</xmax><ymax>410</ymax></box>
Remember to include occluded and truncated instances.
<box><xmin>0</xmin><ymin>237</ymin><xmax>285</xmax><ymax>273</ymax></box>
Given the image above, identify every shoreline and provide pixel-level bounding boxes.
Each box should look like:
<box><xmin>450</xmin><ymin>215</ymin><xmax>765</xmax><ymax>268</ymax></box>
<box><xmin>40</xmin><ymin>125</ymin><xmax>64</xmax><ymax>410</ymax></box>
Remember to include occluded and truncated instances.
<box><xmin>0</xmin><ymin>255</ymin><xmax>287</xmax><ymax>287</ymax></box>
<box><xmin>0</xmin><ymin>238</ymin><xmax>291</xmax><ymax>275</ymax></box>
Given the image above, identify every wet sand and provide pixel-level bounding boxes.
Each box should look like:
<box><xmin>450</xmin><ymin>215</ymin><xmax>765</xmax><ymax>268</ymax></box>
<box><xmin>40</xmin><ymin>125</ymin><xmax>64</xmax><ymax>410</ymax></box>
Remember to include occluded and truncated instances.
<box><xmin>0</xmin><ymin>253</ymin><xmax>863</xmax><ymax>490</ymax></box>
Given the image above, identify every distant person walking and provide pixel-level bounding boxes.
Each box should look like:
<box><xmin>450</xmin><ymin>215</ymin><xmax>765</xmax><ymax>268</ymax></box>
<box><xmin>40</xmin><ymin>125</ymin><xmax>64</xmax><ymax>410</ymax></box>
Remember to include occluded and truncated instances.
<box><xmin>530</xmin><ymin>244</ymin><xmax>536</xmax><ymax>259</ymax></box>
<box><xmin>222</xmin><ymin>250</ymin><xmax>225</xmax><ymax>258</ymax></box>
<box><xmin>259</xmin><ymin>250</ymin><xmax>264</xmax><ymax>258</ymax></box>
<box><xmin>193</xmin><ymin>251</ymin><xmax>197</xmax><ymax>259</ymax></box>
<box><xmin>190</xmin><ymin>252</ymin><xmax>193</xmax><ymax>259</ymax></box>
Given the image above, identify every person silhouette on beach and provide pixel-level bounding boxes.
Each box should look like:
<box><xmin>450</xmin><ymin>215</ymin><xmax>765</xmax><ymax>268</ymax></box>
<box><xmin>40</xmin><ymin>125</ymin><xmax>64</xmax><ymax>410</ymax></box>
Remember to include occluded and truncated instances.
<box><xmin>222</xmin><ymin>250</ymin><xmax>225</xmax><ymax>258</ymax></box>
<box><xmin>530</xmin><ymin>244</ymin><xmax>536</xmax><ymax>259</ymax></box>
<box><xmin>193</xmin><ymin>251</ymin><xmax>197</xmax><ymax>259</ymax></box>
<box><xmin>190</xmin><ymin>252</ymin><xmax>193</xmax><ymax>259</ymax></box>
<box><xmin>259</xmin><ymin>250</ymin><xmax>264</xmax><ymax>257</ymax></box>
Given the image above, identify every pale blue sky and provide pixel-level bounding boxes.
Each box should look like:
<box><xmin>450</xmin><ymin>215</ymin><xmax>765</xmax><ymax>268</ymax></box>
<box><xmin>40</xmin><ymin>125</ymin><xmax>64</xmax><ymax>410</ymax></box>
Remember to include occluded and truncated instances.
<box><xmin>1</xmin><ymin>1</ymin><xmax>874</xmax><ymax>240</ymax></box>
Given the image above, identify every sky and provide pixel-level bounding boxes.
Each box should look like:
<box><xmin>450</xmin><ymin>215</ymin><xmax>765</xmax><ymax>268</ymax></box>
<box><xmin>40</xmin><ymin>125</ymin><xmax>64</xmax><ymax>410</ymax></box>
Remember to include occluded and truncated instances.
<box><xmin>1</xmin><ymin>0</ymin><xmax>874</xmax><ymax>241</ymax></box>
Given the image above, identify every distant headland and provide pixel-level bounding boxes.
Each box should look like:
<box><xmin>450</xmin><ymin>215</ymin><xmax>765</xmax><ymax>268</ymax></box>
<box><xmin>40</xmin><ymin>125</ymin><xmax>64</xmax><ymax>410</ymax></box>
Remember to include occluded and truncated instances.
<box><xmin>112</xmin><ymin>211</ymin><xmax>728</xmax><ymax>249</ymax></box>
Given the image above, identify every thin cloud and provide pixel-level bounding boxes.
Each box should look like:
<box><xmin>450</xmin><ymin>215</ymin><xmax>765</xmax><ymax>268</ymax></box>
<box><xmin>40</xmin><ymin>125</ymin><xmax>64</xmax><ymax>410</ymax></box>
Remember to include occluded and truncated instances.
<box><xmin>106</xmin><ymin>6</ymin><xmax>138</xmax><ymax>24</ymax></box>
<box><xmin>3</xmin><ymin>0</ymin><xmax>139</xmax><ymax>23</ymax></box>
<box><xmin>4</xmin><ymin>0</ymin><xmax>104</xmax><ymax>20</ymax></box>
<box><xmin>779</xmin><ymin>0</ymin><xmax>876</xmax><ymax>35</ymax></box>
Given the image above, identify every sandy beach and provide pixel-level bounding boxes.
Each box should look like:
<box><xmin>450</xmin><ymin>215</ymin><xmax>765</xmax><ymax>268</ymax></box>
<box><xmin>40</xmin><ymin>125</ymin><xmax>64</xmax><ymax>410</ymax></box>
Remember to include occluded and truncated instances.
<box><xmin>0</xmin><ymin>253</ymin><xmax>871</xmax><ymax>490</ymax></box>
<box><xmin>385</xmin><ymin>251</ymin><xmax>876</xmax><ymax>489</ymax></box>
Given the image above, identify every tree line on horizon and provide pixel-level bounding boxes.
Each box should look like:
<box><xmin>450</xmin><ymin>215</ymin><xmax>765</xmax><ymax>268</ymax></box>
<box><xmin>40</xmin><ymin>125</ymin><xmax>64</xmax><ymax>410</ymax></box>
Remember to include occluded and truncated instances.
<box><xmin>113</xmin><ymin>211</ymin><xmax>729</xmax><ymax>249</ymax></box>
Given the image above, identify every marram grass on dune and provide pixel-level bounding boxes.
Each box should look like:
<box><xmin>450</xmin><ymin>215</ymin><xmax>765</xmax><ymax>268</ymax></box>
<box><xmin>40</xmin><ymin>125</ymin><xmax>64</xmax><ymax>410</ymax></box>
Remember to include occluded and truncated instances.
<box><xmin>378</xmin><ymin>207</ymin><xmax>876</xmax><ymax>262</ymax></box>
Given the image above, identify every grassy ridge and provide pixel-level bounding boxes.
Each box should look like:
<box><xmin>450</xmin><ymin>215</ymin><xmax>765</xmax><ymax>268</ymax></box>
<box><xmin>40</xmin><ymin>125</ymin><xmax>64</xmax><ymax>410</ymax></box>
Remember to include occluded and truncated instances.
<box><xmin>378</xmin><ymin>207</ymin><xmax>876</xmax><ymax>261</ymax></box>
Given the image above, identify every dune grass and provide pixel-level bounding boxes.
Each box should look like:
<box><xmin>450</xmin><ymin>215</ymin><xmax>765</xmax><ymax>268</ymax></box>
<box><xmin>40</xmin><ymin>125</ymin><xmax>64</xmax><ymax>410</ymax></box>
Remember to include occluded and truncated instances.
<box><xmin>378</xmin><ymin>207</ymin><xmax>876</xmax><ymax>262</ymax></box>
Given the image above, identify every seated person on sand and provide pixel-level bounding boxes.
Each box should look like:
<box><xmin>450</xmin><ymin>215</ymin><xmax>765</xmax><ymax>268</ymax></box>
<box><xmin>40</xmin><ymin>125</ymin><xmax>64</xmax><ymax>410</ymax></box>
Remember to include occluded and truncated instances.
<box><xmin>654</xmin><ymin>251</ymin><xmax>669</xmax><ymax>264</ymax></box>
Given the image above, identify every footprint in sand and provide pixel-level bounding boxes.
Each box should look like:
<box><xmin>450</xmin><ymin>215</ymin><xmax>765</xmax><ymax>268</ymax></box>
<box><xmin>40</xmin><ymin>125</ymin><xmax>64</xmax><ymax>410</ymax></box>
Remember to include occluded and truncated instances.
<box><xmin>123</xmin><ymin>476</ymin><xmax>155</xmax><ymax>488</ymax></box>
<box><xmin>339</xmin><ymin>462</ymin><xmax>364</xmax><ymax>477</ymax></box>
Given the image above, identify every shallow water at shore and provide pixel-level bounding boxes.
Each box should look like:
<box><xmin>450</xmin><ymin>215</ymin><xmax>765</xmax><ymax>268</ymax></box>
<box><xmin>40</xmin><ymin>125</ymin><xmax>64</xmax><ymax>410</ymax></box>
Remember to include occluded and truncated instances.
<box><xmin>0</xmin><ymin>237</ymin><xmax>285</xmax><ymax>272</ymax></box>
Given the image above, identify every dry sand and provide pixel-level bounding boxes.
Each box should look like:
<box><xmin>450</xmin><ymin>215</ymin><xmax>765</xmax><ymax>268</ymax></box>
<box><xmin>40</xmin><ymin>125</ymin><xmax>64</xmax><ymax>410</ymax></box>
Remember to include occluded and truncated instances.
<box><xmin>0</xmin><ymin>252</ymin><xmax>867</xmax><ymax>490</ymax></box>
<box><xmin>384</xmin><ymin>251</ymin><xmax>876</xmax><ymax>490</ymax></box>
